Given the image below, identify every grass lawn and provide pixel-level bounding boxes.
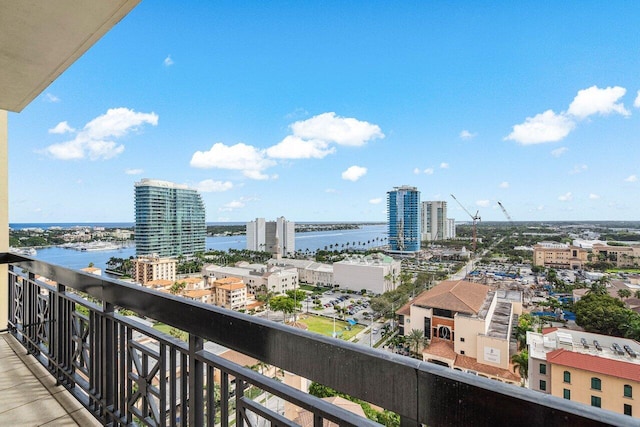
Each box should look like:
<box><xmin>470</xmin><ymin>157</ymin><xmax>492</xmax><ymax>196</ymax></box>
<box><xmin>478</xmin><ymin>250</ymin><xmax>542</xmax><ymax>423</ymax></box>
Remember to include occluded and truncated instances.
<box><xmin>297</xmin><ymin>315</ymin><xmax>364</xmax><ymax>340</ymax></box>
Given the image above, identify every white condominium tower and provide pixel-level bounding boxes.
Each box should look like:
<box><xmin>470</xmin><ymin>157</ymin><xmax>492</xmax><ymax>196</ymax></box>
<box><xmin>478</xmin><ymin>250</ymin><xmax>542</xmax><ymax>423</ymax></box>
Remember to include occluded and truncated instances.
<box><xmin>421</xmin><ymin>201</ymin><xmax>448</xmax><ymax>241</ymax></box>
<box><xmin>246</xmin><ymin>217</ymin><xmax>295</xmax><ymax>256</ymax></box>
<box><xmin>135</xmin><ymin>179</ymin><xmax>206</xmax><ymax>257</ymax></box>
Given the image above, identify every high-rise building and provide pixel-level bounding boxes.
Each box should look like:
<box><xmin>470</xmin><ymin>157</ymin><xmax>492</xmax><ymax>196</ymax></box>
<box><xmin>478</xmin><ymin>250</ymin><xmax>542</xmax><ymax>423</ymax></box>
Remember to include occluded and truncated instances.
<box><xmin>246</xmin><ymin>217</ymin><xmax>295</xmax><ymax>256</ymax></box>
<box><xmin>387</xmin><ymin>186</ymin><xmax>421</xmax><ymax>252</ymax></box>
<box><xmin>135</xmin><ymin>179</ymin><xmax>206</xmax><ymax>257</ymax></box>
<box><xmin>421</xmin><ymin>201</ymin><xmax>448</xmax><ymax>242</ymax></box>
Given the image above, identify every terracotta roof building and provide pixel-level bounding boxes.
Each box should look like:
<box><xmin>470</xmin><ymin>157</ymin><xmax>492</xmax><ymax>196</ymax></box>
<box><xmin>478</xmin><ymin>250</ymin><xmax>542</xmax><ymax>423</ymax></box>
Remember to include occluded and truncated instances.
<box><xmin>397</xmin><ymin>280</ymin><xmax>523</xmax><ymax>385</ymax></box>
<box><xmin>527</xmin><ymin>328</ymin><xmax>640</xmax><ymax>418</ymax></box>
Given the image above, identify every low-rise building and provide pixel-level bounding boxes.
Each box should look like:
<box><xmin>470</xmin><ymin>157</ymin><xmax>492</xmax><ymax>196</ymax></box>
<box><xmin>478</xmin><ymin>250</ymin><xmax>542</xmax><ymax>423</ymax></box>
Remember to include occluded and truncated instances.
<box><xmin>397</xmin><ymin>280</ymin><xmax>522</xmax><ymax>384</ymax></box>
<box><xmin>533</xmin><ymin>242</ymin><xmax>588</xmax><ymax>269</ymax></box>
<box><xmin>268</xmin><ymin>258</ymin><xmax>334</xmax><ymax>287</ymax></box>
<box><xmin>333</xmin><ymin>254</ymin><xmax>401</xmax><ymax>294</ymax></box>
<box><xmin>592</xmin><ymin>243</ymin><xmax>640</xmax><ymax>268</ymax></box>
<box><xmin>213</xmin><ymin>277</ymin><xmax>247</xmax><ymax>310</ymax></box>
<box><xmin>203</xmin><ymin>263</ymin><xmax>298</xmax><ymax>296</ymax></box>
<box><xmin>527</xmin><ymin>328</ymin><xmax>640</xmax><ymax>418</ymax></box>
<box><xmin>133</xmin><ymin>255</ymin><xmax>177</xmax><ymax>285</ymax></box>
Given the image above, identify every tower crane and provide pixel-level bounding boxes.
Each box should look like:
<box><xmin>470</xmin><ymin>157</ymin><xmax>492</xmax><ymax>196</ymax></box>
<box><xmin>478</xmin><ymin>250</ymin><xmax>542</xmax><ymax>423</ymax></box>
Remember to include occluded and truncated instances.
<box><xmin>497</xmin><ymin>201</ymin><xmax>513</xmax><ymax>223</ymax></box>
<box><xmin>450</xmin><ymin>194</ymin><xmax>481</xmax><ymax>252</ymax></box>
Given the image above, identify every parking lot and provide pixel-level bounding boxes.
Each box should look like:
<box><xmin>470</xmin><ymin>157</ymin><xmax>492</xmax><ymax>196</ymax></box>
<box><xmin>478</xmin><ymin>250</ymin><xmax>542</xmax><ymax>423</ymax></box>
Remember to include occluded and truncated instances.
<box><xmin>302</xmin><ymin>290</ymin><xmax>376</xmax><ymax>324</ymax></box>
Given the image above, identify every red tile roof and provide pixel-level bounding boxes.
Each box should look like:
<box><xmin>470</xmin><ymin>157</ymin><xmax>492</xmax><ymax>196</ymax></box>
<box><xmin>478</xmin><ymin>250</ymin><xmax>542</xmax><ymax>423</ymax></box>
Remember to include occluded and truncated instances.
<box><xmin>408</xmin><ymin>280</ymin><xmax>490</xmax><ymax>315</ymax></box>
<box><xmin>547</xmin><ymin>349</ymin><xmax>640</xmax><ymax>382</ymax></box>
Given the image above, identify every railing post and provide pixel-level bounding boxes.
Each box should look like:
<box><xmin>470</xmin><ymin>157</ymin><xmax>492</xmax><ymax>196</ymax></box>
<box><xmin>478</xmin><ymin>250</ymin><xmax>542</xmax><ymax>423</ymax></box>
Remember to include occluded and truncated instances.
<box><xmin>101</xmin><ymin>301</ymin><xmax>115</xmax><ymax>422</ymax></box>
<box><xmin>54</xmin><ymin>282</ymin><xmax>67</xmax><ymax>387</ymax></box>
<box><xmin>189</xmin><ymin>334</ymin><xmax>204</xmax><ymax>426</ymax></box>
<box><xmin>25</xmin><ymin>271</ymin><xmax>37</xmax><ymax>354</ymax></box>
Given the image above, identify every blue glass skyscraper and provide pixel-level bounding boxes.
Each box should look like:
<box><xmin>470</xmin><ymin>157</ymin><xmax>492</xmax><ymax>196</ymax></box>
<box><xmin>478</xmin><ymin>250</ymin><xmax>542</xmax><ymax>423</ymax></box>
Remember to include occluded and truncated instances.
<box><xmin>387</xmin><ymin>185</ymin><xmax>421</xmax><ymax>252</ymax></box>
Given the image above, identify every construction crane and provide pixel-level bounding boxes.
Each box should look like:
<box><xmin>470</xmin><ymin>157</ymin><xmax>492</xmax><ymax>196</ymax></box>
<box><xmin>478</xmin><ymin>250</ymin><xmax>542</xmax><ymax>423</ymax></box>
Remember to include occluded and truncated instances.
<box><xmin>497</xmin><ymin>201</ymin><xmax>513</xmax><ymax>223</ymax></box>
<box><xmin>450</xmin><ymin>194</ymin><xmax>481</xmax><ymax>252</ymax></box>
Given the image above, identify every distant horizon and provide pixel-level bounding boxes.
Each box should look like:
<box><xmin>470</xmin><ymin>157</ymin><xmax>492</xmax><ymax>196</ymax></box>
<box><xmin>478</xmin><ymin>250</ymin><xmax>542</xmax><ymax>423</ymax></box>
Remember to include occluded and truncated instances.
<box><xmin>9</xmin><ymin>220</ymin><xmax>640</xmax><ymax>227</ymax></box>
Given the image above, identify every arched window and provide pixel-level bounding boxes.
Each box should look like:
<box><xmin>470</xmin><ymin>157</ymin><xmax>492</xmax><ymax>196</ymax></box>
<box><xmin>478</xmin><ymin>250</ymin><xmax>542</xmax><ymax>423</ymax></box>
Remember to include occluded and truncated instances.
<box><xmin>563</xmin><ymin>371</ymin><xmax>571</xmax><ymax>383</ymax></box>
<box><xmin>438</xmin><ymin>326</ymin><xmax>451</xmax><ymax>340</ymax></box>
<box><xmin>624</xmin><ymin>384</ymin><xmax>632</xmax><ymax>398</ymax></box>
<box><xmin>591</xmin><ymin>377</ymin><xmax>601</xmax><ymax>391</ymax></box>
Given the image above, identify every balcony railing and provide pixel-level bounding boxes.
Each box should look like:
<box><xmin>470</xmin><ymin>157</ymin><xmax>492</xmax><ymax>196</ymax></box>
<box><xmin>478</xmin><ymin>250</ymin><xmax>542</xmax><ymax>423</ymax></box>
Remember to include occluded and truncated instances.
<box><xmin>0</xmin><ymin>253</ymin><xmax>632</xmax><ymax>426</ymax></box>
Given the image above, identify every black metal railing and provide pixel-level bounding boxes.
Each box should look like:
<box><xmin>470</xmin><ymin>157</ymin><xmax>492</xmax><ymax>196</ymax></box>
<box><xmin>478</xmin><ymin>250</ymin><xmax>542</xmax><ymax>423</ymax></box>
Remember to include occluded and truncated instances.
<box><xmin>0</xmin><ymin>253</ymin><xmax>633</xmax><ymax>426</ymax></box>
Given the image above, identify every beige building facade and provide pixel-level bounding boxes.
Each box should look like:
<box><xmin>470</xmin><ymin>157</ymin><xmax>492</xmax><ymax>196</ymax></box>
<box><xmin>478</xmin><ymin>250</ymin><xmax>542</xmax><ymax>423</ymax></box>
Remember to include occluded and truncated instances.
<box><xmin>133</xmin><ymin>255</ymin><xmax>177</xmax><ymax>285</ymax></box>
<box><xmin>397</xmin><ymin>280</ymin><xmax>522</xmax><ymax>384</ymax></box>
<box><xmin>592</xmin><ymin>243</ymin><xmax>640</xmax><ymax>268</ymax></box>
<box><xmin>213</xmin><ymin>277</ymin><xmax>247</xmax><ymax>310</ymax></box>
<box><xmin>533</xmin><ymin>242</ymin><xmax>588</xmax><ymax>269</ymax></box>
<box><xmin>528</xmin><ymin>328</ymin><xmax>640</xmax><ymax>419</ymax></box>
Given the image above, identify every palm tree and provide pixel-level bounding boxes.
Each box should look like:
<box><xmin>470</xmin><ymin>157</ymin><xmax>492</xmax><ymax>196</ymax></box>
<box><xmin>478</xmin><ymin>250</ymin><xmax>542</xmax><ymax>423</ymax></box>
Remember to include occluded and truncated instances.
<box><xmin>618</xmin><ymin>288</ymin><xmax>632</xmax><ymax>300</ymax></box>
<box><xmin>511</xmin><ymin>350</ymin><xmax>529</xmax><ymax>384</ymax></box>
<box><xmin>406</xmin><ymin>329</ymin><xmax>426</xmax><ymax>357</ymax></box>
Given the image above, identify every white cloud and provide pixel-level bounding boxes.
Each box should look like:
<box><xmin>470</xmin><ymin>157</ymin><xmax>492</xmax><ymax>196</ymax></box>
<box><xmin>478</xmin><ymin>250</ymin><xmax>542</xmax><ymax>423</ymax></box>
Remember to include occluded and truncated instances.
<box><xmin>424</xmin><ymin>168</ymin><xmax>434</xmax><ymax>175</ymax></box>
<box><xmin>476</xmin><ymin>200</ymin><xmax>490</xmax><ymax>208</ymax></box>
<box><xmin>459</xmin><ymin>130</ymin><xmax>477</xmax><ymax>140</ymax></box>
<box><xmin>45</xmin><ymin>93</ymin><xmax>60</xmax><ymax>103</ymax></box>
<box><xmin>505</xmin><ymin>110</ymin><xmax>575</xmax><ymax>145</ymax></box>
<box><xmin>567</xmin><ymin>86</ymin><xmax>629</xmax><ymax>119</ymax></box>
<box><xmin>369</xmin><ymin>198</ymin><xmax>382</xmax><ymax>204</ymax></box>
<box><xmin>635</xmin><ymin>90</ymin><xmax>640</xmax><ymax>108</ymax></box>
<box><xmin>499</xmin><ymin>181</ymin><xmax>509</xmax><ymax>189</ymax></box>
<box><xmin>440</xmin><ymin>162</ymin><xmax>449</xmax><ymax>169</ymax></box>
<box><xmin>625</xmin><ymin>175</ymin><xmax>638</xmax><ymax>182</ymax></box>
<box><xmin>164</xmin><ymin>55</ymin><xmax>174</xmax><ymax>66</ymax></box>
<box><xmin>589</xmin><ymin>193</ymin><xmax>600</xmax><ymax>200</ymax></box>
<box><xmin>125</xmin><ymin>168</ymin><xmax>143</xmax><ymax>175</ymax></box>
<box><xmin>266</xmin><ymin>136</ymin><xmax>334</xmax><ymax>159</ymax></box>
<box><xmin>196</xmin><ymin>179</ymin><xmax>234</xmax><ymax>192</ymax></box>
<box><xmin>551</xmin><ymin>147</ymin><xmax>568</xmax><ymax>157</ymax></box>
<box><xmin>413</xmin><ymin>168</ymin><xmax>421</xmax><ymax>175</ymax></box>
<box><xmin>569</xmin><ymin>164</ymin><xmax>588</xmax><ymax>175</ymax></box>
<box><xmin>290</xmin><ymin>112</ymin><xmax>384</xmax><ymax>147</ymax></box>
<box><xmin>558</xmin><ymin>192</ymin><xmax>573</xmax><ymax>201</ymax></box>
<box><xmin>48</xmin><ymin>121</ymin><xmax>75</xmax><ymax>134</ymax></box>
<box><xmin>190</xmin><ymin>142</ymin><xmax>276</xmax><ymax>180</ymax></box>
<box><xmin>341</xmin><ymin>165</ymin><xmax>367</xmax><ymax>182</ymax></box>
<box><xmin>219</xmin><ymin>200</ymin><xmax>245</xmax><ymax>211</ymax></box>
<box><xmin>43</xmin><ymin>108</ymin><xmax>158</xmax><ymax>160</ymax></box>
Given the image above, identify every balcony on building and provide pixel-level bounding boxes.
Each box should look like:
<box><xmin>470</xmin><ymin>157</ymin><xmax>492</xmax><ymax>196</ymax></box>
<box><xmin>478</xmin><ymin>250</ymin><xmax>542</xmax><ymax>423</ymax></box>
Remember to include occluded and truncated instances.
<box><xmin>0</xmin><ymin>2</ymin><xmax>634</xmax><ymax>426</ymax></box>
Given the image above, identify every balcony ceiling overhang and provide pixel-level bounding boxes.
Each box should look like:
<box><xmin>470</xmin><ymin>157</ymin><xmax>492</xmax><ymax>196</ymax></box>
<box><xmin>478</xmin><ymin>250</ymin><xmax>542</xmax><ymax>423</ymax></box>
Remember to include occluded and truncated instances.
<box><xmin>0</xmin><ymin>0</ymin><xmax>140</xmax><ymax>113</ymax></box>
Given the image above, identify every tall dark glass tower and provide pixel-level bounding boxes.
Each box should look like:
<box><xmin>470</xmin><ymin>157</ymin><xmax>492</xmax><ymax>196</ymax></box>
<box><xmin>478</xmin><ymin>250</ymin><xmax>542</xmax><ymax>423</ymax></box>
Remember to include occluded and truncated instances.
<box><xmin>135</xmin><ymin>179</ymin><xmax>206</xmax><ymax>257</ymax></box>
<box><xmin>387</xmin><ymin>185</ymin><xmax>420</xmax><ymax>252</ymax></box>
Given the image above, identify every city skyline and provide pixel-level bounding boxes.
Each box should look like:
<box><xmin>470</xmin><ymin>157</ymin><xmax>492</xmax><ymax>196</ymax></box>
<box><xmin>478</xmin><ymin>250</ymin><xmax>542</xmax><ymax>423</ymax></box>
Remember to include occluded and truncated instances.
<box><xmin>8</xmin><ymin>2</ymin><xmax>640</xmax><ymax>223</ymax></box>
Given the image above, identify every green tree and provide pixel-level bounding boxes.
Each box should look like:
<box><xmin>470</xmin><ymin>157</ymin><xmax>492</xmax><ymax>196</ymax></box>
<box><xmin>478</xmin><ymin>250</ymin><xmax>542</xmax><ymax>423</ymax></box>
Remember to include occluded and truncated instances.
<box><xmin>170</xmin><ymin>281</ymin><xmax>187</xmax><ymax>295</ymax></box>
<box><xmin>406</xmin><ymin>329</ymin><xmax>426</xmax><ymax>357</ymax></box>
<box><xmin>575</xmin><ymin>293</ymin><xmax>635</xmax><ymax>337</ymax></box>
<box><xmin>618</xmin><ymin>288</ymin><xmax>632</xmax><ymax>300</ymax></box>
<box><xmin>511</xmin><ymin>350</ymin><xmax>528</xmax><ymax>382</ymax></box>
<box><xmin>269</xmin><ymin>295</ymin><xmax>296</xmax><ymax>322</ymax></box>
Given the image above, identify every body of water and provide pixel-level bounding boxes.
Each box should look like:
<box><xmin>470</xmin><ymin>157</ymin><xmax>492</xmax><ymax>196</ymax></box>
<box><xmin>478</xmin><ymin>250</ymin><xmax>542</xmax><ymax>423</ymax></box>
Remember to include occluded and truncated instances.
<box><xmin>27</xmin><ymin>224</ymin><xmax>388</xmax><ymax>273</ymax></box>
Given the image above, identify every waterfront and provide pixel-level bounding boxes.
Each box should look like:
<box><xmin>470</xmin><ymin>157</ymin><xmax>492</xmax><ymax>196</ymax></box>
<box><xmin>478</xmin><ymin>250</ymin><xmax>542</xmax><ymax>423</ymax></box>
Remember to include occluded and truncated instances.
<box><xmin>30</xmin><ymin>224</ymin><xmax>387</xmax><ymax>273</ymax></box>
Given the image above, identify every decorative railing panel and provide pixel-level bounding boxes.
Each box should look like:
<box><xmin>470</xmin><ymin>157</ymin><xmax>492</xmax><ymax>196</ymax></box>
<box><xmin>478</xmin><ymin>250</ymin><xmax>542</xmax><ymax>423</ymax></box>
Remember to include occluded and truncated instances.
<box><xmin>1</xmin><ymin>253</ymin><xmax>634</xmax><ymax>427</ymax></box>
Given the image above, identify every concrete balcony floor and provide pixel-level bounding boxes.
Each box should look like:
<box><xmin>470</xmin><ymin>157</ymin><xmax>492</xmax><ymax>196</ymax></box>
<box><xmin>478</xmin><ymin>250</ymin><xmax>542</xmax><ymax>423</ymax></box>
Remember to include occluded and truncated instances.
<box><xmin>0</xmin><ymin>333</ymin><xmax>100</xmax><ymax>427</ymax></box>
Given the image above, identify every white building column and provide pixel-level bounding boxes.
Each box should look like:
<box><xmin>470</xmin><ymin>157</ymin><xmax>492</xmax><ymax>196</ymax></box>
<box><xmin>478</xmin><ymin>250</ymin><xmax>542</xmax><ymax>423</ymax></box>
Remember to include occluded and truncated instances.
<box><xmin>0</xmin><ymin>110</ymin><xmax>8</xmax><ymax>329</ymax></box>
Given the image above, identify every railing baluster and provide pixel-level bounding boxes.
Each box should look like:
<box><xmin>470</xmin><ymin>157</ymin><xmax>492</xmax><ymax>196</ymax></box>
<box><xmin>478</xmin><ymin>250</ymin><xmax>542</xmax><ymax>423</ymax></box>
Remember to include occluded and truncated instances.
<box><xmin>188</xmin><ymin>334</ymin><xmax>203</xmax><ymax>426</ymax></box>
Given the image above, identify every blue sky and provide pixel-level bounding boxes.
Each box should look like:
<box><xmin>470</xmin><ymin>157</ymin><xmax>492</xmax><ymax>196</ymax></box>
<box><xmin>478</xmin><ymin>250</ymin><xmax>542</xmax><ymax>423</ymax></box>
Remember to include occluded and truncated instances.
<box><xmin>8</xmin><ymin>1</ymin><xmax>640</xmax><ymax>223</ymax></box>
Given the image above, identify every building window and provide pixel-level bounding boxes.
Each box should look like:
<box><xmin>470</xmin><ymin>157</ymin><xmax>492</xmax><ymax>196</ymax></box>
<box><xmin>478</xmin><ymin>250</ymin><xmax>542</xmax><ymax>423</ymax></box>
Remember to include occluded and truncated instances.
<box><xmin>460</xmin><ymin>350</ymin><xmax>465</xmax><ymax>355</ymax></box>
<box><xmin>539</xmin><ymin>380</ymin><xmax>546</xmax><ymax>391</ymax></box>
<box><xmin>539</xmin><ymin>364</ymin><xmax>547</xmax><ymax>375</ymax></box>
<box><xmin>591</xmin><ymin>377</ymin><xmax>601</xmax><ymax>391</ymax></box>
<box><xmin>624</xmin><ymin>384</ymin><xmax>633</xmax><ymax>398</ymax></box>
<box><xmin>591</xmin><ymin>396</ymin><xmax>601</xmax><ymax>408</ymax></box>
<box><xmin>563</xmin><ymin>389</ymin><xmax>571</xmax><ymax>400</ymax></box>
<box><xmin>460</xmin><ymin>337</ymin><xmax>465</xmax><ymax>342</ymax></box>
<box><xmin>624</xmin><ymin>404</ymin><xmax>632</xmax><ymax>416</ymax></box>
<box><xmin>563</xmin><ymin>371</ymin><xmax>571</xmax><ymax>383</ymax></box>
